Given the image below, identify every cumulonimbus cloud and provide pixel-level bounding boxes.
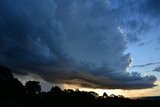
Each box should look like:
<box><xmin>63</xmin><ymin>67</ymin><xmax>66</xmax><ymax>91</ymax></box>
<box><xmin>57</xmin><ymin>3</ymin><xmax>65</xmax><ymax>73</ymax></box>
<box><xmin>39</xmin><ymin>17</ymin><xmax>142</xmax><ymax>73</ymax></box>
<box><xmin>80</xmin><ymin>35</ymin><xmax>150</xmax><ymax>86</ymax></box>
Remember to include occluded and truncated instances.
<box><xmin>0</xmin><ymin>0</ymin><xmax>157</xmax><ymax>89</ymax></box>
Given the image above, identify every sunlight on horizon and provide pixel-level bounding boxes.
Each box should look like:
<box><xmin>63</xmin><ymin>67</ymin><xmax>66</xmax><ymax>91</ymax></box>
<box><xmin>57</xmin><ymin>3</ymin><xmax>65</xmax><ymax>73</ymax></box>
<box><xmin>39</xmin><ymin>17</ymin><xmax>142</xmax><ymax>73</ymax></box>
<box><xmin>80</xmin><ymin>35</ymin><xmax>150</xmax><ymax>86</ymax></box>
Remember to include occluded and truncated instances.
<box><xmin>15</xmin><ymin>73</ymin><xmax>160</xmax><ymax>98</ymax></box>
<box><xmin>62</xmin><ymin>80</ymin><xmax>160</xmax><ymax>98</ymax></box>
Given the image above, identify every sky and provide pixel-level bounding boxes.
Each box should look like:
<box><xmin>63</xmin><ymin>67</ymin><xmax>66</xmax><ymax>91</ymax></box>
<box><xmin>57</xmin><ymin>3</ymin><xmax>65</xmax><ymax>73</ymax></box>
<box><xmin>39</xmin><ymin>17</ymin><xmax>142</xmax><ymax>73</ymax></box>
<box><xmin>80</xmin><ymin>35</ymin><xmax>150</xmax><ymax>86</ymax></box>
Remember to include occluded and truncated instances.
<box><xmin>0</xmin><ymin>0</ymin><xmax>160</xmax><ymax>98</ymax></box>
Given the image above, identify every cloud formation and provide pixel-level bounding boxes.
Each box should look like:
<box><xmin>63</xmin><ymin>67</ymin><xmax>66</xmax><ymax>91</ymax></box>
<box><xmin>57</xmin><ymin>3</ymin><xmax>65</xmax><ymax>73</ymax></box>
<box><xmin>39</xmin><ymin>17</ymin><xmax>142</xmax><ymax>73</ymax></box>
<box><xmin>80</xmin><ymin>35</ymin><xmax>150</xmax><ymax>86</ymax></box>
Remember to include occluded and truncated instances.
<box><xmin>0</xmin><ymin>0</ymin><xmax>157</xmax><ymax>89</ymax></box>
<box><xmin>113</xmin><ymin>0</ymin><xmax>158</xmax><ymax>44</ymax></box>
<box><xmin>153</xmin><ymin>67</ymin><xmax>160</xmax><ymax>72</ymax></box>
<box><xmin>140</xmin><ymin>0</ymin><xmax>160</xmax><ymax>18</ymax></box>
<box><xmin>157</xmin><ymin>37</ymin><xmax>160</xmax><ymax>44</ymax></box>
<box><xmin>132</xmin><ymin>62</ymin><xmax>160</xmax><ymax>68</ymax></box>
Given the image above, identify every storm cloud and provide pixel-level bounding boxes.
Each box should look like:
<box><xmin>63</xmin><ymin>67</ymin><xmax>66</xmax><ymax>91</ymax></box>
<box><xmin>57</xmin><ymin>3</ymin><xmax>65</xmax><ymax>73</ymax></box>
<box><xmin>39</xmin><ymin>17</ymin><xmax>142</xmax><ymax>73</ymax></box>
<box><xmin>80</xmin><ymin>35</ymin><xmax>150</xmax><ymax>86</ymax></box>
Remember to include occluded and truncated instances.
<box><xmin>140</xmin><ymin>0</ymin><xmax>160</xmax><ymax>18</ymax></box>
<box><xmin>0</xmin><ymin>0</ymin><xmax>157</xmax><ymax>89</ymax></box>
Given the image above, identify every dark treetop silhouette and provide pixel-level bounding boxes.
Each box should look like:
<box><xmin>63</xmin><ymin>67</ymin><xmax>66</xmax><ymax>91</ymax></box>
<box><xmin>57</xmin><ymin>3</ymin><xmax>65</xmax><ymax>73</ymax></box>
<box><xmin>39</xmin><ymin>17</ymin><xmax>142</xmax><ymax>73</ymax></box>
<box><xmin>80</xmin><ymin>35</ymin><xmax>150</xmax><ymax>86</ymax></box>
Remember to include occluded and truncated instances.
<box><xmin>0</xmin><ymin>65</ymin><xmax>160</xmax><ymax>107</ymax></box>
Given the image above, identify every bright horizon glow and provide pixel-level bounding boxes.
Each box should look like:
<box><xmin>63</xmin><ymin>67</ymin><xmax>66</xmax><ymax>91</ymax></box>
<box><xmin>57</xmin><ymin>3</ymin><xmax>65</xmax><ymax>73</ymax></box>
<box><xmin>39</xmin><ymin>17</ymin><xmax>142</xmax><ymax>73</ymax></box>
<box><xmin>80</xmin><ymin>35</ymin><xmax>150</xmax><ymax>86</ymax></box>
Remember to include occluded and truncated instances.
<box><xmin>62</xmin><ymin>81</ymin><xmax>160</xmax><ymax>98</ymax></box>
<box><xmin>15</xmin><ymin>73</ymin><xmax>160</xmax><ymax>98</ymax></box>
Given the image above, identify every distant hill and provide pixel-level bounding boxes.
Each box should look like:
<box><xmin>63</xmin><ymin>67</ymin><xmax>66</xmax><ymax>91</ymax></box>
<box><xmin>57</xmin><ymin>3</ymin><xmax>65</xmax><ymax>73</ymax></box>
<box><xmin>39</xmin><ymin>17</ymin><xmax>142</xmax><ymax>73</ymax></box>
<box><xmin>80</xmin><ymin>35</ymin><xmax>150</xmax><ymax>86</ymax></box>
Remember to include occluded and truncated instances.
<box><xmin>139</xmin><ymin>96</ymin><xmax>160</xmax><ymax>101</ymax></box>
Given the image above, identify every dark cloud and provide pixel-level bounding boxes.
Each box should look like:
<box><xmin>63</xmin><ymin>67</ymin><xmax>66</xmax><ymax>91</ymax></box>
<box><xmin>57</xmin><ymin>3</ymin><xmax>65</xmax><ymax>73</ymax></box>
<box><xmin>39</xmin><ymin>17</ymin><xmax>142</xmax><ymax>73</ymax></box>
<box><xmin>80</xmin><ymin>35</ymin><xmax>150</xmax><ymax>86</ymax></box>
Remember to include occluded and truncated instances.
<box><xmin>123</xmin><ymin>20</ymin><xmax>151</xmax><ymax>43</ymax></box>
<box><xmin>138</xmin><ymin>43</ymin><xmax>146</xmax><ymax>46</ymax></box>
<box><xmin>0</xmin><ymin>0</ymin><xmax>66</xmax><ymax>67</ymax></box>
<box><xmin>19</xmin><ymin>65</ymin><xmax>156</xmax><ymax>89</ymax></box>
<box><xmin>153</xmin><ymin>67</ymin><xmax>160</xmax><ymax>72</ymax></box>
<box><xmin>0</xmin><ymin>0</ymin><xmax>157</xmax><ymax>89</ymax></box>
<box><xmin>126</xmin><ymin>33</ymin><xmax>139</xmax><ymax>43</ymax></box>
<box><xmin>126</xmin><ymin>19</ymin><xmax>151</xmax><ymax>35</ymax></box>
<box><xmin>111</xmin><ymin>0</ymin><xmax>160</xmax><ymax>45</ymax></box>
<box><xmin>114</xmin><ymin>0</ymin><xmax>154</xmax><ymax>44</ymax></box>
<box><xmin>140</xmin><ymin>0</ymin><xmax>160</xmax><ymax>18</ymax></box>
<box><xmin>157</xmin><ymin>37</ymin><xmax>160</xmax><ymax>43</ymax></box>
<box><xmin>132</xmin><ymin>62</ymin><xmax>160</xmax><ymax>68</ymax></box>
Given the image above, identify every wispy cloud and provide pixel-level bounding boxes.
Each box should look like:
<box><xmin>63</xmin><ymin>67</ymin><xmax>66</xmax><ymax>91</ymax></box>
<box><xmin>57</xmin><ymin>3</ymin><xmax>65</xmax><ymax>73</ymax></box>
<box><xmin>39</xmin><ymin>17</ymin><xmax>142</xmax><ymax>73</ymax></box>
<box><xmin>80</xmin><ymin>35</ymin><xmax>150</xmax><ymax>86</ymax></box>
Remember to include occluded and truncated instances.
<box><xmin>131</xmin><ymin>62</ymin><xmax>160</xmax><ymax>68</ymax></box>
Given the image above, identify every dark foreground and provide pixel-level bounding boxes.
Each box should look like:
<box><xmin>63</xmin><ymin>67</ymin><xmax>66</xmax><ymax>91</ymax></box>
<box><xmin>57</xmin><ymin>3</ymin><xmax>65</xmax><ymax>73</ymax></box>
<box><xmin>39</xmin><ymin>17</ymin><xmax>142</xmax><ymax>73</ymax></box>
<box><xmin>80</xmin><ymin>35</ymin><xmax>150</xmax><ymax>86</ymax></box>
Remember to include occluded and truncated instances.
<box><xmin>0</xmin><ymin>65</ymin><xmax>160</xmax><ymax>107</ymax></box>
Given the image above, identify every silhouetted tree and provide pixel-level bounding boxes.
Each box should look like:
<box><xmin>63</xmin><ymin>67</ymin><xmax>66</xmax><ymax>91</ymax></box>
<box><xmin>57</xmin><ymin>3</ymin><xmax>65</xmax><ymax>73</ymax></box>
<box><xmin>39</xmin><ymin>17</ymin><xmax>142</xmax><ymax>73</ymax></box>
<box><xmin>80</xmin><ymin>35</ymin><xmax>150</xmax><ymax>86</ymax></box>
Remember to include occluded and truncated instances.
<box><xmin>89</xmin><ymin>91</ymin><xmax>99</xmax><ymax>98</ymax></box>
<box><xmin>50</xmin><ymin>86</ymin><xmax>62</xmax><ymax>92</ymax></box>
<box><xmin>75</xmin><ymin>88</ymin><xmax>79</xmax><ymax>91</ymax></box>
<box><xmin>103</xmin><ymin>92</ymin><xmax>108</xmax><ymax>98</ymax></box>
<box><xmin>0</xmin><ymin>65</ymin><xmax>14</xmax><ymax>80</ymax></box>
<box><xmin>110</xmin><ymin>94</ymin><xmax>116</xmax><ymax>97</ymax></box>
<box><xmin>25</xmin><ymin>81</ymin><xmax>41</xmax><ymax>95</ymax></box>
<box><xmin>118</xmin><ymin>95</ymin><xmax>124</xmax><ymax>98</ymax></box>
<box><xmin>0</xmin><ymin>65</ymin><xmax>25</xmax><ymax>100</ymax></box>
<box><xmin>64</xmin><ymin>89</ymin><xmax>74</xmax><ymax>93</ymax></box>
